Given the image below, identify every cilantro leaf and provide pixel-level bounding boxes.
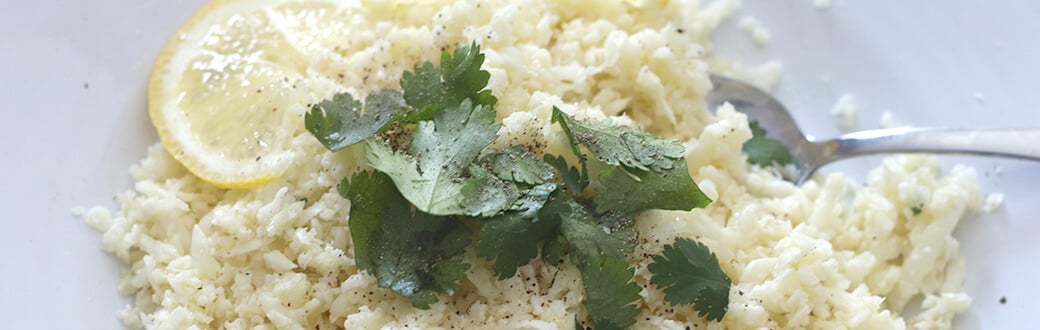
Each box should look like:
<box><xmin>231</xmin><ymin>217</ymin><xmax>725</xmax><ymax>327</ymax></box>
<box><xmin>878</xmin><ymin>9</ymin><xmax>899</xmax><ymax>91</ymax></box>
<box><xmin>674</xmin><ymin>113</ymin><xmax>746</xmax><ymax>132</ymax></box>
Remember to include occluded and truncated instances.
<box><xmin>340</xmin><ymin>171</ymin><xmax>472</xmax><ymax>309</ymax></box>
<box><xmin>648</xmin><ymin>238</ymin><xmax>731</xmax><ymax>322</ymax></box>
<box><xmin>401</xmin><ymin>42</ymin><xmax>497</xmax><ymax>113</ymax></box>
<box><xmin>544</xmin><ymin>153</ymin><xmax>588</xmax><ymax>195</ymax></box>
<box><xmin>535</xmin><ymin>190</ymin><xmax>644</xmax><ymax>330</ymax></box>
<box><xmin>743</xmin><ymin>121</ymin><xmax>793</xmax><ymax>166</ymax></box>
<box><xmin>482</xmin><ymin>145</ymin><xmax>555</xmax><ymax>185</ymax></box>
<box><xmin>549</xmin><ymin>108</ymin><xmax>712</xmax><ymax>216</ymax></box>
<box><xmin>365</xmin><ymin>98</ymin><xmax>501</xmax><ymax>216</ymax></box>
<box><xmin>541</xmin><ymin>235</ymin><xmax>566</xmax><ymax>267</ymax></box>
<box><xmin>305</xmin><ymin>90</ymin><xmax>408</xmax><ymax>151</ymax></box>
<box><xmin>461</xmin><ymin>165</ymin><xmax>522</xmax><ymax>218</ymax></box>
<box><xmin>307</xmin><ymin>43</ymin><xmax>499</xmax><ymax>153</ymax></box>
<box><xmin>593</xmin><ymin>210</ymin><xmax>636</xmax><ymax>235</ymax></box>
<box><xmin>561</xmin><ymin>223</ymin><xmax>635</xmax><ymax>268</ymax></box>
<box><xmin>511</xmin><ymin>183</ymin><xmax>556</xmax><ymax>218</ymax></box>
<box><xmin>551</xmin><ymin>107</ymin><xmax>684</xmax><ymax>172</ymax></box>
<box><xmin>593</xmin><ymin>161</ymin><xmax>712</xmax><ymax>215</ymax></box>
<box><xmin>464</xmin><ymin>147</ymin><xmax>557</xmax><ymax>217</ymax></box>
<box><xmin>336</xmin><ymin>172</ymin><xmax>387</xmax><ymax>271</ymax></box>
<box><xmin>476</xmin><ymin>183</ymin><xmax>559</xmax><ymax>279</ymax></box>
<box><xmin>579</xmin><ymin>255</ymin><xmax>642</xmax><ymax>330</ymax></box>
<box><xmin>548</xmin><ymin>107</ymin><xmax>591</xmax><ymax>194</ymax></box>
<box><xmin>429</xmin><ymin>260</ymin><xmax>471</xmax><ymax>296</ymax></box>
<box><xmin>477</xmin><ymin>210</ymin><xmax>562</xmax><ymax>279</ymax></box>
<box><xmin>548</xmin><ymin>191</ymin><xmax>636</xmax><ymax>266</ymax></box>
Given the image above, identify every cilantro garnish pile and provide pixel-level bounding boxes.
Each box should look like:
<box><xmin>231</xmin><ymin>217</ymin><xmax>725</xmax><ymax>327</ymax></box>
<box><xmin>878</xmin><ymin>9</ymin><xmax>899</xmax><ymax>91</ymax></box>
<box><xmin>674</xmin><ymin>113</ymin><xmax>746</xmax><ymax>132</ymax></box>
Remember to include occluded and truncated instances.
<box><xmin>306</xmin><ymin>43</ymin><xmax>732</xmax><ymax>328</ymax></box>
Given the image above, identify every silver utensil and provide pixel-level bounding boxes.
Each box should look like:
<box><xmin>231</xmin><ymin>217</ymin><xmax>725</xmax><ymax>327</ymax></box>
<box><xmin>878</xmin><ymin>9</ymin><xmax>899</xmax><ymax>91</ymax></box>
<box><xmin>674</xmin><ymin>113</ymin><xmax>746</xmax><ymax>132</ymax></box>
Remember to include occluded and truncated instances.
<box><xmin>705</xmin><ymin>74</ymin><xmax>1040</xmax><ymax>184</ymax></box>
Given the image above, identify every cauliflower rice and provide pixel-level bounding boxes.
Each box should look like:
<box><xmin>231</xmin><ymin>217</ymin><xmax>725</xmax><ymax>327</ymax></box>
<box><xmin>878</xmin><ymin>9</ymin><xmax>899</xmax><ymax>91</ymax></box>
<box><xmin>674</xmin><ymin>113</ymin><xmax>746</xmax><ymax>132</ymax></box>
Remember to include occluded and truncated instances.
<box><xmin>85</xmin><ymin>0</ymin><xmax>985</xmax><ymax>328</ymax></box>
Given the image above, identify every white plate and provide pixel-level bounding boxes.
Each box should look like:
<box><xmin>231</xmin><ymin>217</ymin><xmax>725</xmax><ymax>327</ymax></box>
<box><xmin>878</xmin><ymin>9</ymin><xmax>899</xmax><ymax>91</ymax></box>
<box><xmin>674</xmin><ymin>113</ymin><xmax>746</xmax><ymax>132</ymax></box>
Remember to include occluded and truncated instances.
<box><xmin>2</xmin><ymin>0</ymin><xmax>1036</xmax><ymax>328</ymax></box>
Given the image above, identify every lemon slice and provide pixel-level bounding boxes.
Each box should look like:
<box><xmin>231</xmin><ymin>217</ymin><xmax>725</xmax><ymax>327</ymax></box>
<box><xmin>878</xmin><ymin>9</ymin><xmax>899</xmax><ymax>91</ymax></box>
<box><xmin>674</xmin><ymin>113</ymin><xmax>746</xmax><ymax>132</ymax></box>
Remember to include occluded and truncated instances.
<box><xmin>150</xmin><ymin>0</ymin><xmax>354</xmax><ymax>188</ymax></box>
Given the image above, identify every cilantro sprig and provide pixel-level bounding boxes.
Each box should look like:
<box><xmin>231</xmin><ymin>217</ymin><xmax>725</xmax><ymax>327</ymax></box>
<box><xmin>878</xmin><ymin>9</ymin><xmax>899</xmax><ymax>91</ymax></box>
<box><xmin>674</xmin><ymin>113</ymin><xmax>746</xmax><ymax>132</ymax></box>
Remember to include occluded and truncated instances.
<box><xmin>550</xmin><ymin>108</ymin><xmax>686</xmax><ymax>172</ymax></box>
<box><xmin>365</xmin><ymin>98</ymin><xmax>504</xmax><ymax>216</ymax></box>
<box><xmin>648</xmin><ymin>238</ymin><xmax>732</xmax><ymax>321</ymax></box>
<box><xmin>304</xmin><ymin>90</ymin><xmax>406</xmax><ymax>152</ymax></box>
<box><xmin>743</xmin><ymin>121</ymin><xmax>793</xmax><ymax>167</ymax></box>
<box><xmin>306</xmin><ymin>43</ymin><xmax>732</xmax><ymax>327</ymax></box>
<box><xmin>339</xmin><ymin>171</ymin><xmax>471</xmax><ymax>308</ymax></box>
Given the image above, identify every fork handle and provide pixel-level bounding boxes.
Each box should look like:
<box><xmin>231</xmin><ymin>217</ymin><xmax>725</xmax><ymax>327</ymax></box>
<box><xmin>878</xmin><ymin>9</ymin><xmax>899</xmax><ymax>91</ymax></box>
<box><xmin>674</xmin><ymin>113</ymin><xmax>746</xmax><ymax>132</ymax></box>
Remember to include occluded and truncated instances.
<box><xmin>820</xmin><ymin>128</ymin><xmax>1040</xmax><ymax>162</ymax></box>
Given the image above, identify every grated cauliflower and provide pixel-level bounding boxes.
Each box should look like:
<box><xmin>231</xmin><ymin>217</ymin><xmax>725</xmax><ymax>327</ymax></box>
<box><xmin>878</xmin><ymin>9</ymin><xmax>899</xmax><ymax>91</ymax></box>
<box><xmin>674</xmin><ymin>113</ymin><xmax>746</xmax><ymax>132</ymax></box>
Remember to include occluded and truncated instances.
<box><xmin>85</xmin><ymin>0</ymin><xmax>984</xmax><ymax>329</ymax></box>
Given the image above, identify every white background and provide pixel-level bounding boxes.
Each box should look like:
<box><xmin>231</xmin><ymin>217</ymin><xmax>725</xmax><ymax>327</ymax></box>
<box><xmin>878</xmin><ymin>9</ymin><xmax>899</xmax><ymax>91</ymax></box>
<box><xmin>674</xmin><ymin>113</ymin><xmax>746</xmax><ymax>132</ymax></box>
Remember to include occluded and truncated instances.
<box><xmin>1</xmin><ymin>0</ymin><xmax>1037</xmax><ymax>328</ymax></box>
